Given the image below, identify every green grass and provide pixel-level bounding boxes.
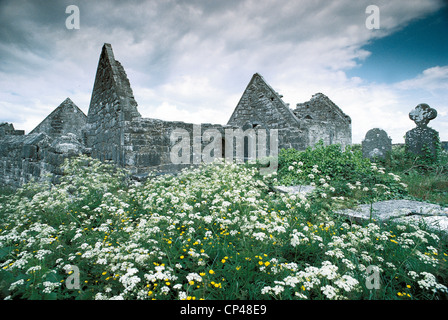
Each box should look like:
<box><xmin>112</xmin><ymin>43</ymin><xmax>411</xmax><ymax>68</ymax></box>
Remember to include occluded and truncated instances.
<box><xmin>0</xmin><ymin>147</ymin><xmax>447</xmax><ymax>300</ymax></box>
<box><xmin>274</xmin><ymin>141</ymin><xmax>408</xmax><ymax>206</ymax></box>
<box><xmin>375</xmin><ymin>144</ymin><xmax>448</xmax><ymax>206</ymax></box>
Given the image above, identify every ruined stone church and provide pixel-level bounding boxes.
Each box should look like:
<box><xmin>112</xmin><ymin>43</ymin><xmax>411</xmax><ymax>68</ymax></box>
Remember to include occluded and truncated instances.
<box><xmin>0</xmin><ymin>43</ymin><xmax>351</xmax><ymax>187</ymax></box>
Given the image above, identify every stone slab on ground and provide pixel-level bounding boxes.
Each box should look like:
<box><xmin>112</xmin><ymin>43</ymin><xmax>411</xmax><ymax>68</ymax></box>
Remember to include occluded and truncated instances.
<box><xmin>335</xmin><ymin>199</ymin><xmax>448</xmax><ymax>236</ymax></box>
<box><xmin>273</xmin><ymin>185</ymin><xmax>448</xmax><ymax>237</ymax></box>
<box><xmin>393</xmin><ymin>215</ymin><xmax>448</xmax><ymax>234</ymax></box>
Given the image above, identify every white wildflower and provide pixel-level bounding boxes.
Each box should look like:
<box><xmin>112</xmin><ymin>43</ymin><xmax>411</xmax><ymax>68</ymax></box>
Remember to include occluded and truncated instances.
<box><xmin>253</xmin><ymin>232</ymin><xmax>267</xmax><ymax>241</ymax></box>
<box><xmin>334</xmin><ymin>275</ymin><xmax>359</xmax><ymax>292</ymax></box>
<box><xmin>321</xmin><ymin>285</ymin><xmax>338</xmax><ymax>299</ymax></box>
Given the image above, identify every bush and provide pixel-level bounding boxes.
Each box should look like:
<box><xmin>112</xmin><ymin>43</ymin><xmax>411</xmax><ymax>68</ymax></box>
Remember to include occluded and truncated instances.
<box><xmin>276</xmin><ymin>140</ymin><xmax>408</xmax><ymax>203</ymax></box>
<box><xmin>0</xmin><ymin>155</ymin><xmax>446</xmax><ymax>300</ymax></box>
<box><xmin>377</xmin><ymin>145</ymin><xmax>448</xmax><ymax>206</ymax></box>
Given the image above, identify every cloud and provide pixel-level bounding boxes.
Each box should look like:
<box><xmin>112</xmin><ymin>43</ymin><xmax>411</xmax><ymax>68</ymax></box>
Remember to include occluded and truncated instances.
<box><xmin>0</xmin><ymin>0</ymin><xmax>446</xmax><ymax>143</ymax></box>
<box><xmin>395</xmin><ymin>66</ymin><xmax>448</xmax><ymax>91</ymax></box>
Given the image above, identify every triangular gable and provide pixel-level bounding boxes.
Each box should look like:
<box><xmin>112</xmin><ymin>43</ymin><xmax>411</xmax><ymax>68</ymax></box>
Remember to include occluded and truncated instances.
<box><xmin>227</xmin><ymin>73</ymin><xmax>300</xmax><ymax>129</ymax></box>
<box><xmin>294</xmin><ymin>93</ymin><xmax>351</xmax><ymax>124</ymax></box>
<box><xmin>30</xmin><ymin>97</ymin><xmax>87</xmax><ymax>138</ymax></box>
<box><xmin>87</xmin><ymin>43</ymin><xmax>141</xmax><ymax>124</ymax></box>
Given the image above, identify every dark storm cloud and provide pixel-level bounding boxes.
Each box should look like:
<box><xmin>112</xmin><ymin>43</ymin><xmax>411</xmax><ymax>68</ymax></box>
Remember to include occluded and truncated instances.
<box><xmin>0</xmin><ymin>0</ymin><xmax>446</xmax><ymax>142</ymax></box>
<box><xmin>0</xmin><ymin>0</ymin><xmax>74</xmax><ymax>73</ymax></box>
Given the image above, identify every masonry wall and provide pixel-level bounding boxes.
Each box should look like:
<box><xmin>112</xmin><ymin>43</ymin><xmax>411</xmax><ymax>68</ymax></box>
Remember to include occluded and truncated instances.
<box><xmin>30</xmin><ymin>98</ymin><xmax>87</xmax><ymax>139</ymax></box>
<box><xmin>122</xmin><ymin>118</ymin><xmax>241</xmax><ymax>176</ymax></box>
<box><xmin>227</xmin><ymin>74</ymin><xmax>308</xmax><ymax>151</ymax></box>
<box><xmin>293</xmin><ymin>93</ymin><xmax>352</xmax><ymax>149</ymax></box>
<box><xmin>85</xmin><ymin>44</ymin><xmax>141</xmax><ymax>167</ymax></box>
<box><xmin>303</xmin><ymin>120</ymin><xmax>351</xmax><ymax>149</ymax></box>
<box><xmin>0</xmin><ymin>43</ymin><xmax>354</xmax><ymax>188</ymax></box>
<box><xmin>0</xmin><ymin>131</ymin><xmax>87</xmax><ymax>187</ymax></box>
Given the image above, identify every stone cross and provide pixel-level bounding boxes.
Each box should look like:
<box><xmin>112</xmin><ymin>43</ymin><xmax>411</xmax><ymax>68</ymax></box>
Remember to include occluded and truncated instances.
<box><xmin>405</xmin><ymin>103</ymin><xmax>439</xmax><ymax>157</ymax></box>
<box><xmin>409</xmin><ymin>103</ymin><xmax>437</xmax><ymax>127</ymax></box>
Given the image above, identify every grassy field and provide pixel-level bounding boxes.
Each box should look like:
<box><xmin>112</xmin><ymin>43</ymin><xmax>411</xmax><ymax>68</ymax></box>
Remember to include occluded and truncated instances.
<box><xmin>0</xmin><ymin>143</ymin><xmax>447</xmax><ymax>300</ymax></box>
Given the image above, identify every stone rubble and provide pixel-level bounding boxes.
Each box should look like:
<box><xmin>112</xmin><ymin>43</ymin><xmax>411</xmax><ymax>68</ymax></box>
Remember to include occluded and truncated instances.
<box><xmin>335</xmin><ymin>199</ymin><xmax>448</xmax><ymax>237</ymax></box>
<box><xmin>273</xmin><ymin>185</ymin><xmax>316</xmax><ymax>196</ymax></box>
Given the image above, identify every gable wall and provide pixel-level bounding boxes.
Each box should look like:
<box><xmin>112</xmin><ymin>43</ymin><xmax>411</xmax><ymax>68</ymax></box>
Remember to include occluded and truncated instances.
<box><xmin>30</xmin><ymin>98</ymin><xmax>87</xmax><ymax>140</ymax></box>
<box><xmin>85</xmin><ymin>44</ymin><xmax>141</xmax><ymax>167</ymax></box>
<box><xmin>228</xmin><ymin>74</ymin><xmax>308</xmax><ymax>151</ymax></box>
<box><xmin>1</xmin><ymin>44</ymin><xmax>354</xmax><ymax>187</ymax></box>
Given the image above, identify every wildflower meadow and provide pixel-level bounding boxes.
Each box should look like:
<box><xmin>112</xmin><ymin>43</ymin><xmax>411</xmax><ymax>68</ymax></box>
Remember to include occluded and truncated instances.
<box><xmin>0</xmin><ymin>143</ymin><xmax>447</xmax><ymax>300</ymax></box>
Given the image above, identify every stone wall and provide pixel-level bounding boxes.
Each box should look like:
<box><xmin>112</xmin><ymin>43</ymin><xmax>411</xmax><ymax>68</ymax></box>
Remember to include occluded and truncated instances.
<box><xmin>0</xmin><ymin>97</ymin><xmax>89</xmax><ymax>187</ymax></box>
<box><xmin>30</xmin><ymin>98</ymin><xmax>87</xmax><ymax>139</ymax></box>
<box><xmin>0</xmin><ymin>130</ymin><xmax>87</xmax><ymax>187</ymax></box>
<box><xmin>85</xmin><ymin>43</ymin><xmax>141</xmax><ymax>167</ymax></box>
<box><xmin>293</xmin><ymin>93</ymin><xmax>352</xmax><ymax>149</ymax></box>
<box><xmin>122</xmin><ymin>119</ymin><xmax>238</xmax><ymax>176</ymax></box>
<box><xmin>228</xmin><ymin>74</ymin><xmax>352</xmax><ymax>151</ymax></box>
<box><xmin>0</xmin><ymin>123</ymin><xmax>25</xmax><ymax>137</ymax></box>
<box><xmin>227</xmin><ymin>73</ymin><xmax>309</xmax><ymax>151</ymax></box>
<box><xmin>0</xmin><ymin>43</ymin><xmax>354</xmax><ymax>188</ymax></box>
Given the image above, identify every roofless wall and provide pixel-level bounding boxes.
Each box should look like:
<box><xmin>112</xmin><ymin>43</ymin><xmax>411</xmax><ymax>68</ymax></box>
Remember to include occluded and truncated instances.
<box><xmin>1</xmin><ymin>43</ymin><xmax>351</xmax><ymax>187</ymax></box>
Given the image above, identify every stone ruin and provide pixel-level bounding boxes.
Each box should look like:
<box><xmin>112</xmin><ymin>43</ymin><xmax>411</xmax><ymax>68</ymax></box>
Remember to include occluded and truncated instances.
<box><xmin>228</xmin><ymin>74</ymin><xmax>352</xmax><ymax>150</ymax></box>
<box><xmin>0</xmin><ymin>43</ymin><xmax>352</xmax><ymax>188</ymax></box>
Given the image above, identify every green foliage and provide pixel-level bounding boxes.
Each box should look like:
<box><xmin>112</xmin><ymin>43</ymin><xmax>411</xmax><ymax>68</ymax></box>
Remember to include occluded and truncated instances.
<box><xmin>378</xmin><ymin>145</ymin><xmax>448</xmax><ymax>206</ymax></box>
<box><xmin>0</xmin><ymin>154</ymin><xmax>447</xmax><ymax>300</ymax></box>
<box><xmin>276</xmin><ymin>140</ymin><xmax>408</xmax><ymax>203</ymax></box>
<box><xmin>278</xmin><ymin>141</ymin><xmax>371</xmax><ymax>183</ymax></box>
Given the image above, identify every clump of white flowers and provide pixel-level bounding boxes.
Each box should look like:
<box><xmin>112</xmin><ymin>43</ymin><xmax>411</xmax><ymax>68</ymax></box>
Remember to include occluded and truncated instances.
<box><xmin>0</xmin><ymin>155</ymin><xmax>446</xmax><ymax>300</ymax></box>
<box><xmin>261</xmin><ymin>261</ymin><xmax>360</xmax><ymax>300</ymax></box>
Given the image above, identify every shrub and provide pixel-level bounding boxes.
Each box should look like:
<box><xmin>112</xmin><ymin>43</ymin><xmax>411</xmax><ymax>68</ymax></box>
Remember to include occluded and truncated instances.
<box><xmin>276</xmin><ymin>140</ymin><xmax>408</xmax><ymax>203</ymax></box>
<box><xmin>0</xmin><ymin>155</ymin><xmax>446</xmax><ymax>300</ymax></box>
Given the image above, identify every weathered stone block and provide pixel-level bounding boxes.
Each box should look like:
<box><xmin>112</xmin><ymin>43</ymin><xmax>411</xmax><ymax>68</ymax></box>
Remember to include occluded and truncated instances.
<box><xmin>405</xmin><ymin>103</ymin><xmax>440</xmax><ymax>157</ymax></box>
<box><xmin>405</xmin><ymin>126</ymin><xmax>440</xmax><ymax>156</ymax></box>
<box><xmin>22</xmin><ymin>145</ymin><xmax>38</xmax><ymax>159</ymax></box>
<box><xmin>362</xmin><ymin>128</ymin><xmax>392</xmax><ymax>159</ymax></box>
<box><xmin>136</xmin><ymin>153</ymin><xmax>161</xmax><ymax>166</ymax></box>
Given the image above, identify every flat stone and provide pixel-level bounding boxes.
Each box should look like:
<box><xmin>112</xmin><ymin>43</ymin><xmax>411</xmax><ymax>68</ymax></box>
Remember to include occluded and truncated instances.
<box><xmin>335</xmin><ymin>199</ymin><xmax>448</xmax><ymax>236</ymax></box>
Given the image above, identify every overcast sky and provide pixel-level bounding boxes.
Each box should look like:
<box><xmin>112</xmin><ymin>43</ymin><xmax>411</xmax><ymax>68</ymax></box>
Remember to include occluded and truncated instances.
<box><xmin>0</xmin><ymin>0</ymin><xmax>447</xmax><ymax>143</ymax></box>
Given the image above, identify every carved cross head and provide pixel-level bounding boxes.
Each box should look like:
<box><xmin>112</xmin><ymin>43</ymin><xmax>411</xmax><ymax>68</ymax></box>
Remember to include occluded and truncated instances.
<box><xmin>409</xmin><ymin>103</ymin><xmax>437</xmax><ymax>127</ymax></box>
